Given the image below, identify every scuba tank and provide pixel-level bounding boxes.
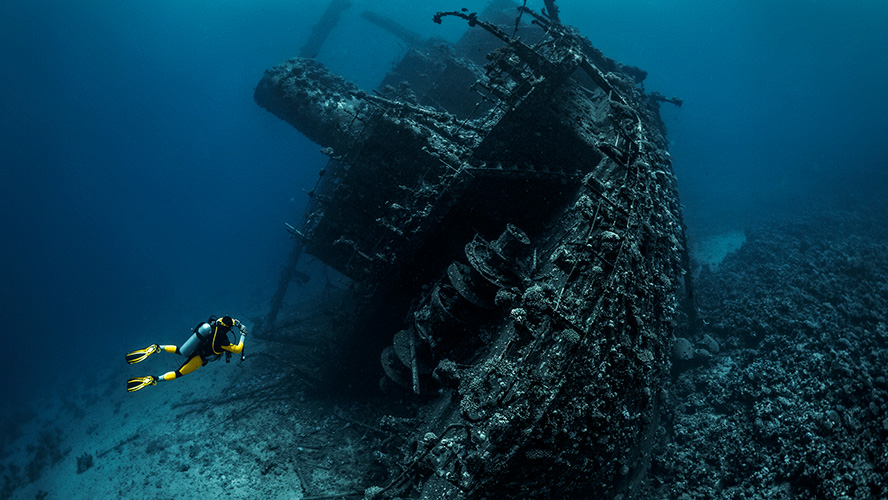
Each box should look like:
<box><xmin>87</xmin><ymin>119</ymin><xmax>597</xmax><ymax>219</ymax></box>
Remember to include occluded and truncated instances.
<box><xmin>179</xmin><ymin>322</ymin><xmax>213</xmax><ymax>357</ymax></box>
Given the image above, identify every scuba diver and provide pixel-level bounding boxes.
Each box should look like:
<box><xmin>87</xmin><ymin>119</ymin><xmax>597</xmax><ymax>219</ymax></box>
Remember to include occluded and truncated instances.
<box><xmin>125</xmin><ymin>315</ymin><xmax>248</xmax><ymax>392</ymax></box>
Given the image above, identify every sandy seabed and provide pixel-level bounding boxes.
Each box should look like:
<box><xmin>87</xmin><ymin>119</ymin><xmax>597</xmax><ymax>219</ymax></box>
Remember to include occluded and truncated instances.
<box><xmin>3</xmin><ymin>340</ymin><xmax>386</xmax><ymax>500</ymax></box>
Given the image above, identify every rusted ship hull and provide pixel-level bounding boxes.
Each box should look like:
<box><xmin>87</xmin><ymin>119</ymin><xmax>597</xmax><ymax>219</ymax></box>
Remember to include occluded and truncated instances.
<box><xmin>256</xmin><ymin>5</ymin><xmax>686</xmax><ymax>498</ymax></box>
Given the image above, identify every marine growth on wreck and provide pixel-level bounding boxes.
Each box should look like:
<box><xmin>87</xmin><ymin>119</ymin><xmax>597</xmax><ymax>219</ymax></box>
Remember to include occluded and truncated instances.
<box><xmin>255</xmin><ymin>3</ymin><xmax>687</xmax><ymax>498</ymax></box>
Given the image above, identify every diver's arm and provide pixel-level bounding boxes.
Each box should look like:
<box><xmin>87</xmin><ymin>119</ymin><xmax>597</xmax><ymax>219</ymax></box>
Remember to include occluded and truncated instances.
<box><xmin>222</xmin><ymin>321</ymin><xmax>248</xmax><ymax>353</ymax></box>
<box><xmin>221</xmin><ymin>341</ymin><xmax>244</xmax><ymax>354</ymax></box>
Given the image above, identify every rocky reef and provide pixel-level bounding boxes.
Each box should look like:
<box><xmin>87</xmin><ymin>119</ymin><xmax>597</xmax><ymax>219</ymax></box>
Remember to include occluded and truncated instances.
<box><xmin>646</xmin><ymin>209</ymin><xmax>888</xmax><ymax>500</ymax></box>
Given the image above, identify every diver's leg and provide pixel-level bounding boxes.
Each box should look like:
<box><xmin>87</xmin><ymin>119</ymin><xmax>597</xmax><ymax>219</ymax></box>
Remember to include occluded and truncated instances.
<box><xmin>128</xmin><ymin>355</ymin><xmax>202</xmax><ymax>392</ymax></box>
<box><xmin>158</xmin><ymin>355</ymin><xmax>203</xmax><ymax>382</ymax></box>
<box><xmin>161</xmin><ymin>345</ymin><xmax>179</xmax><ymax>354</ymax></box>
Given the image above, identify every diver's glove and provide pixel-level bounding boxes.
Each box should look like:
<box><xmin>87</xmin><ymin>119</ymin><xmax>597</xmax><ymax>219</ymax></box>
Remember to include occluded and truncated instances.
<box><xmin>238</xmin><ymin>324</ymin><xmax>248</xmax><ymax>336</ymax></box>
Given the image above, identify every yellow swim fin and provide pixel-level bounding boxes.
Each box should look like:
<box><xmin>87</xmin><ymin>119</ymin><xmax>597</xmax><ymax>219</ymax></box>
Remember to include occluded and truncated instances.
<box><xmin>125</xmin><ymin>344</ymin><xmax>160</xmax><ymax>364</ymax></box>
<box><xmin>126</xmin><ymin>375</ymin><xmax>158</xmax><ymax>392</ymax></box>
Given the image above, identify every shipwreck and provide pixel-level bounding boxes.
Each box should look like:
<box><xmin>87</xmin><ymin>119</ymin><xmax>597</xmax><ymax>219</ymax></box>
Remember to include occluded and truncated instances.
<box><xmin>254</xmin><ymin>1</ymin><xmax>688</xmax><ymax>498</ymax></box>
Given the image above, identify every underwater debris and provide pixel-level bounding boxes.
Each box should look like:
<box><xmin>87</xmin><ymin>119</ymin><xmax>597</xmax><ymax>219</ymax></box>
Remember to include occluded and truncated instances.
<box><xmin>256</xmin><ymin>2</ymin><xmax>687</xmax><ymax>498</ymax></box>
<box><xmin>75</xmin><ymin>452</ymin><xmax>94</xmax><ymax>474</ymax></box>
<box><xmin>300</xmin><ymin>0</ymin><xmax>353</xmax><ymax>59</ymax></box>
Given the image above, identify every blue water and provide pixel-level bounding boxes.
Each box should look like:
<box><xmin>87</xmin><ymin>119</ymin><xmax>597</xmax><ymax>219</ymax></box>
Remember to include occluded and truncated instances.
<box><xmin>1</xmin><ymin>0</ymin><xmax>886</xmax><ymax>409</ymax></box>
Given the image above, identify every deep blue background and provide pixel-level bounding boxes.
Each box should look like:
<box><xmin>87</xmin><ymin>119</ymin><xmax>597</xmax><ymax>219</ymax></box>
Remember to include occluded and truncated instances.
<box><xmin>2</xmin><ymin>0</ymin><xmax>886</xmax><ymax>407</ymax></box>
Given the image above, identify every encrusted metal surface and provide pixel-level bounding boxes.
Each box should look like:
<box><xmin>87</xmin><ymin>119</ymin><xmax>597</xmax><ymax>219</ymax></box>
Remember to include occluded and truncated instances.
<box><xmin>256</xmin><ymin>4</ymin><xmax>687</xmax><ymax>498</ymax></box>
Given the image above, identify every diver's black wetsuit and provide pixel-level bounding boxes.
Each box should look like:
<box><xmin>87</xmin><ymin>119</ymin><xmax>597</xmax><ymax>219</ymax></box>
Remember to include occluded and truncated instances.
<box><xmin>124</xmin><ymin>315</ymin><xmax>248</xmax><ymax>392</ymax></box>
<box><xmin>161</xmin><ymin>318</ymin><xmax>245</xmax><ymax>381</ymax></box>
